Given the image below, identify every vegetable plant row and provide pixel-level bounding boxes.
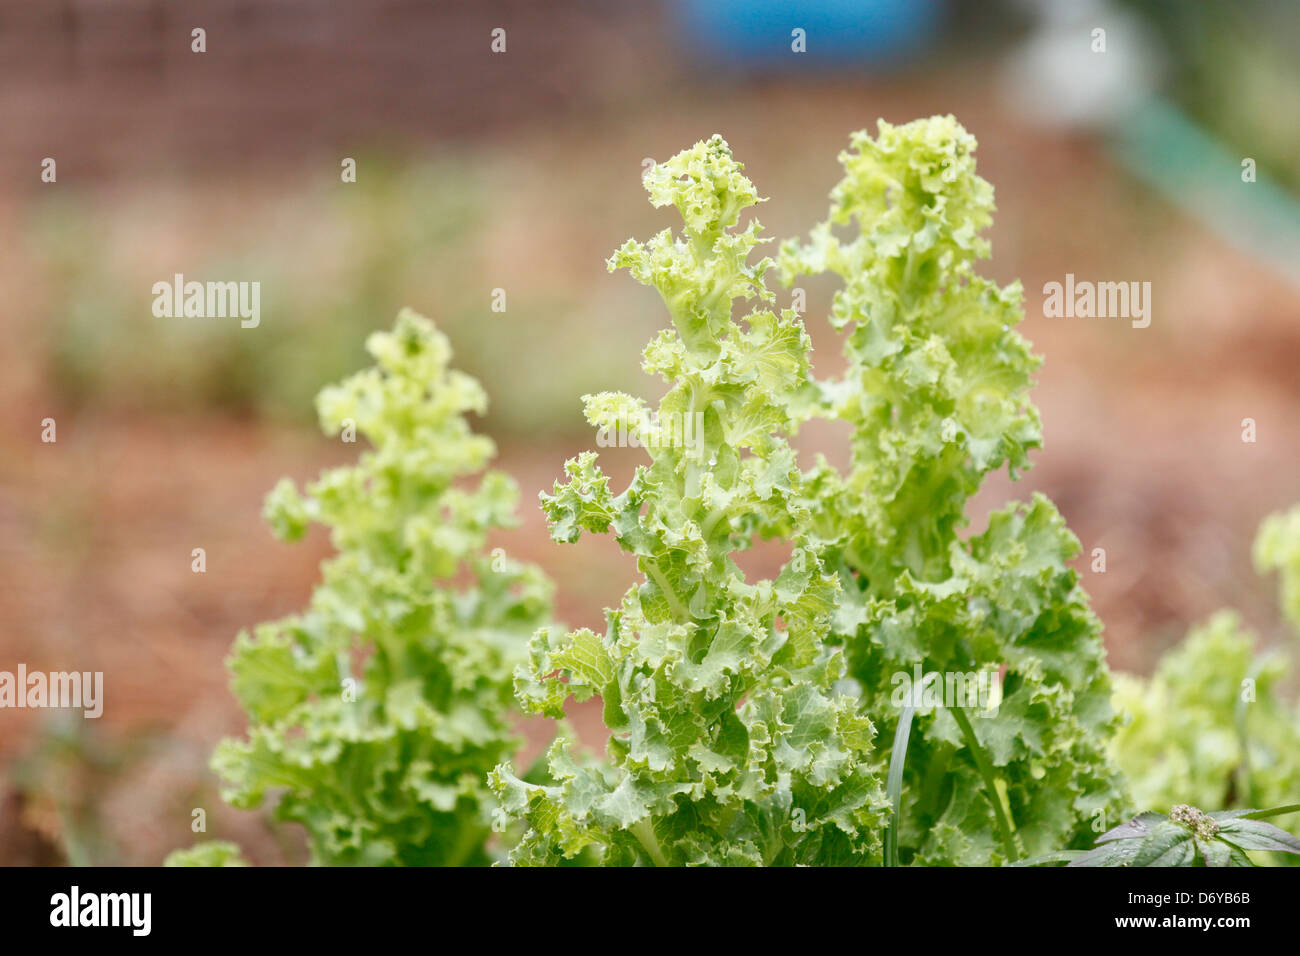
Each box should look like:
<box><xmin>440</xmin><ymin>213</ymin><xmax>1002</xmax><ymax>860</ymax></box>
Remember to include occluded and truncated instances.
<box><xmin>167</xmin><ymin>115</ymin><xmax>1300</xmax><ymax>868</ymax></box>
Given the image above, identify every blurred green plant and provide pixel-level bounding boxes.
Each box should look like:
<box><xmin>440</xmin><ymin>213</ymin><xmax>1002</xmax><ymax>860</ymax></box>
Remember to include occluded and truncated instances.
<box><xmin>5</xmin><ymin>714</ymin><xmax>148</xmax><ymax>866</ymax></box>
<box><xmin>1111</xmin><ymin>611</ymin><xmax>1300</xmax><ymax>814</ymax></box>
<box><xmin>1111</xmin><ymin>505</ymin><xmax>1300</xmax><ymax>859</ymax></box>
<box><xmin>1118</xmin><ymin>0</ymin><xmax>1300</xmax><ymax>190</ymax></box>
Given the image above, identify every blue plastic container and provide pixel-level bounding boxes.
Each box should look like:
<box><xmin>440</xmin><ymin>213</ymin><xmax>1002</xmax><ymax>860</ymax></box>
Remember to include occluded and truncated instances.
<box><xmin>674</xmin><ymin>0</ymin><xmax>943</xmax><ymax>68</ymax></box>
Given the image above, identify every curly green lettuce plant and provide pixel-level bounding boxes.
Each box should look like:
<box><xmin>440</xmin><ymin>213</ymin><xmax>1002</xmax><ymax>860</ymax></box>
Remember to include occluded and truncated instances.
<box><xmin>490</xmin><ymin>136</ymin><xmax>891</xmax><ymax>866</ymax></box>
<box><xmin>163</xmin><ymin>122</ymin><xmax>1296</xmax><ymax>870</ymax></box>
<box><xmin>177</xmin><ymin>310</ymin><xmax>553</xmax><ymax>866</ymax></box>
<box><xmin>778</xmin><ymin>116</ymin><xmax>1130</xmax><ymax>865</ymax></box>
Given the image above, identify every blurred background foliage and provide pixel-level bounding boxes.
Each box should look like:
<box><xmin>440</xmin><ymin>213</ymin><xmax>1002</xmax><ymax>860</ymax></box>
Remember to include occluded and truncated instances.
<box><xmin>26</xmin><ymin>158</ymin><xmax>633</xmax><ymax>436</ymax></box>
<box><xmin>1118</xmin><ymin>0</ymin><xmax>1300</xmax><ymax>190</ymax></box>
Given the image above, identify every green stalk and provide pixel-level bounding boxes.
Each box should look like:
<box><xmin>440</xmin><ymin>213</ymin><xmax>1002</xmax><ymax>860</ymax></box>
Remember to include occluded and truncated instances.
<box><xmin>1233</xmin><ymin>658</ymin><xmax>1263</xmax><ymax>807</ymax></box>
<box><xmin>884</xmin><ymin>701</ymin><xmax>916</xmax><ymax>867</ymax></box>
<box><xmin>700</xmin><ymin>504</ymin><xmax>731</xmax><ymax>539</ymax></box>
<box><xmin>630</xmin><ymin>817</ymin><xmax>669</xmax><ymax>867</ymax></box>
<box><xmin>951</xmin><ymin>705</ymin><xmax>1019</xmax><ymax>862</ymax></box>
<box><xmin>644</xmin><ymin>558</ymin><xmax>689</xmax><ymax>622</ymax></box>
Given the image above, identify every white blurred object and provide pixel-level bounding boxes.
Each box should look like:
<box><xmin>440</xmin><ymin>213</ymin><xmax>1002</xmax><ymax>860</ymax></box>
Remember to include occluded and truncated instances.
<box><xmin>1001</xmin><ymin>0</ymin><xmax>1164</xmax><ymax>130</ymax></box>
<box><xmin>1003</xmin><ymin>0</ymin><xmax>1300</xmax><ymax>291</ymax></box>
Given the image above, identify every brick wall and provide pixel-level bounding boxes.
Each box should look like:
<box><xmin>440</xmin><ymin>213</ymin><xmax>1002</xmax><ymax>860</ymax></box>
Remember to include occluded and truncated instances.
<box><xmin>0</xmin><ymin>0</ymin><xmax>670</xmax><ymax>180</ymax></box>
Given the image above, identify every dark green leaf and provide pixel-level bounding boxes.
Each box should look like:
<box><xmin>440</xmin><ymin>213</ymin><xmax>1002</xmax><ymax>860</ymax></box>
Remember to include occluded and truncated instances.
<box><xmin>1128</xmin><ymin>821</ymin><xmax>1195</xmax><ymax>867</ymax></box>
<box><xmin>1097</xmin><ymin>811</ymin><xmax>1167</xmax><ymax>843</ymax></box>
<box><xmin>1217</xmin><ymin>819</ymin><xmax>1300</xmax><ymax>854</ymax></box>
<box><xmin>1069</xmin><ymin>840</ymin><xmax>1143</xmax><ymax>867</ymax></box>
<box><xmin>1197</xmin><ymin>838</ymin><xmax>1231</xmax><ymax>867</ymax></box>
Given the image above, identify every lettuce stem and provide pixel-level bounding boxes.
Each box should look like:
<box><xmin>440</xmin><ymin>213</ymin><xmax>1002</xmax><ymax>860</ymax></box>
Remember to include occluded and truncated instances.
<box><xmin>951</xmin><ymin>705</ymin><xmax>1019</xmax><ymax>862</ymax></box>
<box><xmin>631</xmin><ymin>818</ymin><xmax>669</xmax><ymax>867</ymax></box>
<box><xmin>644</xmin><ymin>558</ymin><xmax>689</xmax><ymax>622</ymax></box>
